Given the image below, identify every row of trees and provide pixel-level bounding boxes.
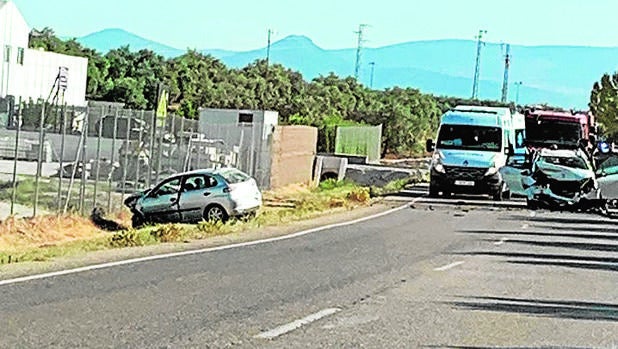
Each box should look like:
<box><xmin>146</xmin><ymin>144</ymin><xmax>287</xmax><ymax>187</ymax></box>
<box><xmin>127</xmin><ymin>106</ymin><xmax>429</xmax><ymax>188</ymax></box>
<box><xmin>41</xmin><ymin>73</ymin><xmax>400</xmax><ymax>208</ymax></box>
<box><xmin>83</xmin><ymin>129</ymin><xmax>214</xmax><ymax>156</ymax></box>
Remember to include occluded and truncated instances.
<box><xmin>30</xmin><ymin>28</ymin><xmax>517</xmax><ymax>155</ymax></box>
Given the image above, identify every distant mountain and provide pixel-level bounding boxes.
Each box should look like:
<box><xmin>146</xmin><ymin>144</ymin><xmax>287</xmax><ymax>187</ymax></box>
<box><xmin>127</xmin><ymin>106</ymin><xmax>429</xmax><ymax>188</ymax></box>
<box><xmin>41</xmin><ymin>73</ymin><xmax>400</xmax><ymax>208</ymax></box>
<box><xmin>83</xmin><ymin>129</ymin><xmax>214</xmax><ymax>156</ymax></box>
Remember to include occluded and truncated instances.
<box><xmin>76</xmin><ymin>29</ymin><xmax>617</xmax><ymax>108</ymax></box>
<box><xmin>76</xmin><ymin>28</ymin><xmax>184</xmax><ymax>57</ymax></box>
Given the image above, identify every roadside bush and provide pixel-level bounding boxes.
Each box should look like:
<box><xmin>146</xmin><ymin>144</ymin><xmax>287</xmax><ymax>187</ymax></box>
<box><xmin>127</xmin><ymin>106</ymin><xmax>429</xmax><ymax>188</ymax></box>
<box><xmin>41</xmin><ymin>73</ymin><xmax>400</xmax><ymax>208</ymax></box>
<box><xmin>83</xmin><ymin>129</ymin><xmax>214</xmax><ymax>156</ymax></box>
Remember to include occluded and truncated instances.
<box><xmin>347</xmin><ymin>187</ymin><xmax>371</xmax><ymax>204</ymax></box>
<box><xmin>109</xmin><ymin>229</ymin><xmax>151</xmax><ymax>248</ymax></box>
<box><xmin>318</xmin><ymin>179</ymin><xmax>349</xmax><ymax>191</ymax></box>
<box><xmin>150</xmin><ymin>224</ymin><xmax>185</xmax><ymax>243</ymax></box>
<box><xmin>196</xmin><ymin>220</ymin><xmax>233</xmax><ymax>236</ymax></box>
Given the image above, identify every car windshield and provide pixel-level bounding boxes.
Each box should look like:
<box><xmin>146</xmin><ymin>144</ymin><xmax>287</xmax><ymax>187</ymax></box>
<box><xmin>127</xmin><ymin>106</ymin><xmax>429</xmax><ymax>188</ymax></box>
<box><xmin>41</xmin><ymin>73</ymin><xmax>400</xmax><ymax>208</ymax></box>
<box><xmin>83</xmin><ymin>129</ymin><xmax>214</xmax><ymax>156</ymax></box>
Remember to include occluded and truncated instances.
<box><xmin>217</xmin><ymin>168</ymin><xmax>251</xmax><ymax>184</ymax></box>
<box><xmin>539</xmin><ymin>155</ymin><xmax>589</xmax><ymax>170</ymax></box>
<box><xmin>525</xmin><ymin>119</ymin><xmax>581</xmax><ymax>146</ymax></box>
<box><xmin>437</xmin><ymin>125</ymin><xmax>502</xmax><ymax>152</ymax></box>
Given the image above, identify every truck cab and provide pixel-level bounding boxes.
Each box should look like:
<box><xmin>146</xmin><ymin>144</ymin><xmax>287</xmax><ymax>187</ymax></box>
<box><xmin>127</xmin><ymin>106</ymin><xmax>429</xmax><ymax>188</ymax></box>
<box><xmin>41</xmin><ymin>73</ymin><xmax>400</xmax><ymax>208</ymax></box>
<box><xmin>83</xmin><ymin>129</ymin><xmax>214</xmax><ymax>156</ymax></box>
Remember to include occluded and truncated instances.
<box><xmin>524</xmin><ymin>109</ymin><xmax>594</xmax><ymax>150</ymax></box>
<box><xmin>426</xmin><ymin>106</ymin><xmax>516</xmax><ymax>200</ymax></box>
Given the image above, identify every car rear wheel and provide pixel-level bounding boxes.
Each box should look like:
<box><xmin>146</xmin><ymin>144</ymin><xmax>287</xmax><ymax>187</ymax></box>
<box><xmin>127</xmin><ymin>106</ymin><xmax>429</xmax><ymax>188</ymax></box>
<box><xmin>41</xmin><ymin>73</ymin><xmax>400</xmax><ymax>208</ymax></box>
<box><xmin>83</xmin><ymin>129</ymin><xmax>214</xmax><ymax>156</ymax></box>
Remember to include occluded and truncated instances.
<box><xmin>204</xmin><ymin>205</ymin><xmax>229</xmax><ymax>223</ymax></box>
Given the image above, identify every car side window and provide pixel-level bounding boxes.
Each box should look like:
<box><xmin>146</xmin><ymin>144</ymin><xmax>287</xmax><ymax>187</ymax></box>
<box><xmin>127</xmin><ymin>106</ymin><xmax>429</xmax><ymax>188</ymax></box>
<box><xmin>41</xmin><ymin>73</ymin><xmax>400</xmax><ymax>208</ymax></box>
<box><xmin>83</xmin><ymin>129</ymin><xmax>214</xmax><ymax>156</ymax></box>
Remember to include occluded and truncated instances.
<box><xmin>183</xmin><ymin>175</ymin><xmax>218</xmax><ymax>192</ymax></box>
<box><xmin>154</xmin><ymin>178</ymin><xmax>181</xmax><ymax>196</ymax></box>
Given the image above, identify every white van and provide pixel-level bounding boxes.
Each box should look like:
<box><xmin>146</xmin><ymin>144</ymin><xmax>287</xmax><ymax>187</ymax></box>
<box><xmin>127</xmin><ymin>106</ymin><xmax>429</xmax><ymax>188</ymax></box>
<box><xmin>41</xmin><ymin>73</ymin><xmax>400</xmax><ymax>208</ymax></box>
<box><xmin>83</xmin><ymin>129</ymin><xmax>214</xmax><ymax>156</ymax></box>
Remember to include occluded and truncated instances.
<box><xmin>426</xmin><ymin>106</ymin><xmax>518</xmax><ymax>200</ymax></box>
<box><xmin>499</xmin><ymin>112</ymin><xmax>528</xmax><ymax>196</ymax></box>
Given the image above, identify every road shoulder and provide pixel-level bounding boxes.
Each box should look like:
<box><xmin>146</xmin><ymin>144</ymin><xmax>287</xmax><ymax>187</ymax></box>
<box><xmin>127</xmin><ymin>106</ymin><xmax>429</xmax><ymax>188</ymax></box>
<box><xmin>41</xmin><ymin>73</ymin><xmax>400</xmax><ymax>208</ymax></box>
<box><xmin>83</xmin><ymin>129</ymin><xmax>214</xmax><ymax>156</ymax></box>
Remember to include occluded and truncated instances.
<box><xmin>0</xmin><ymin>201</ymin><xmax>403</xmax><ymax>280</ymax></box>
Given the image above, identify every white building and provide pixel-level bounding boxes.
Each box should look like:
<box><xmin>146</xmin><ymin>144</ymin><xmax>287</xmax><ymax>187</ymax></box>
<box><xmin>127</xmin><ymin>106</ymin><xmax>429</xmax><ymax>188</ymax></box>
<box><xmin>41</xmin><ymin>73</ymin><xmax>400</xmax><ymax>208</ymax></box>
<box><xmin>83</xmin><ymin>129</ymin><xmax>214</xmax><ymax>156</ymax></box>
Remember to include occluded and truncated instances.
<box><xmin>0</xmin><ymin>0</ymin><xmax>87</xmax><ymax>106</ymax></box>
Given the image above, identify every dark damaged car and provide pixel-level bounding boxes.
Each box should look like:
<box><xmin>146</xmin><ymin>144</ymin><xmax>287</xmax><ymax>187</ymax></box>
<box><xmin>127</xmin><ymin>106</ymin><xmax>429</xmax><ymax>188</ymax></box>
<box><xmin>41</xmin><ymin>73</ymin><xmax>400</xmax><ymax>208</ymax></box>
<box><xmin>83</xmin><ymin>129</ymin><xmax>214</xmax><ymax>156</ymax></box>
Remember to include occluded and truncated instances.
<box><xmin>522</xmin><ymin>148</ymin><xmax>601</xmax><ymax>210</ymax></box>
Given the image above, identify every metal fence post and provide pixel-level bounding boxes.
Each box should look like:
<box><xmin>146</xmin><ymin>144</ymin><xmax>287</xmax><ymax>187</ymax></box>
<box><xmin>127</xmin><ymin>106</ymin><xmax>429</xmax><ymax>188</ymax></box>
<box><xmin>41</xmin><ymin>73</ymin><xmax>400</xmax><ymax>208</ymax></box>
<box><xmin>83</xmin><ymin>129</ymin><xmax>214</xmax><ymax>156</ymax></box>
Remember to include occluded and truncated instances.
<box><xmin>79</xmin><ymin>106</ymin><xmax>88</xmax><ymax>215</ymax></box>
<box><xmin>10</xmin><ymin>97</ymin><xmax>22</xmax><ymax>216</ymax></box>
<box><xmin>93</xmin><ymin>106</ymin><xmax>104</xmax><ymax>208</ymax></box>
<box><xmin>107</xmin><ymin>109</ymin><xmax>118</xmax><ymax>212</ymax></box>
<box><xmin>177</xmin><ymin>116</ymin><xmax>184</xmax><ymax>172</ymax></box>
<box><xmin>135</xmin><ymin>110</ymin><xmax>144</xmax><ymax>189</ymax></box>
<box><xmin>147</xmin><ymin>111</ymin><xmax>156</xmax><ymax>188</ymax></box>
<box><xmin>121</xmin><ymin>109</ymin><xmax>132</xmax><ymax>202</ymax></box>
<box><xmin>33</xmin><ymin>100</ymin><xmax>46</xmax><ymax>217</ymax></box>
<box><xmin>56</xmin><ymin>102</ymin><xmax>67</xmax><ymax>212</ymax></box>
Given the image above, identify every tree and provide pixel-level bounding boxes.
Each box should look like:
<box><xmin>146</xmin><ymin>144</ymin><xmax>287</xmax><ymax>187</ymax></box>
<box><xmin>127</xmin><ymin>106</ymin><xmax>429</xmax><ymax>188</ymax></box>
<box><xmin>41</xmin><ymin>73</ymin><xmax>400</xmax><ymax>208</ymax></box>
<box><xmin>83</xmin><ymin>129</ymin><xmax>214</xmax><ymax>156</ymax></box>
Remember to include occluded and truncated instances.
<box><xmin>590</xmin><ymin>73</ymin><xmax>618</xmax><ymax>139</ymax></box>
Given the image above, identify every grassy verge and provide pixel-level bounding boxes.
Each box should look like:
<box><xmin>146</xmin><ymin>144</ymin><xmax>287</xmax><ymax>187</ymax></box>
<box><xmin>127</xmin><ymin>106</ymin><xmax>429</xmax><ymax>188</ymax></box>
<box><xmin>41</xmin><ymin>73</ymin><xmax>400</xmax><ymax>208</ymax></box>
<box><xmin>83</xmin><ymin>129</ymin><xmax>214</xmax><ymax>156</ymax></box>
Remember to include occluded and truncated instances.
<box><xmin>0</xmin><ymin>180</ymin><xmax>371</xmax><ymax>266</ymax></box>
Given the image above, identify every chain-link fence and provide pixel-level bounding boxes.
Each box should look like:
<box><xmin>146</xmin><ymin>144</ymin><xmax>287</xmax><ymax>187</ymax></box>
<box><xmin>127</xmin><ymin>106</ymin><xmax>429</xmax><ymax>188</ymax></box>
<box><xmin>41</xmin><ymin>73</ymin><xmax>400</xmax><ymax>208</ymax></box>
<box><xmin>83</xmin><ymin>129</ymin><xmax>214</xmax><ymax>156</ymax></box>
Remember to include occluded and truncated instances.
<box><xmin>0</xmin><ymin>97</ymin><xmax>272</xmax><ymax>218</ymax></box>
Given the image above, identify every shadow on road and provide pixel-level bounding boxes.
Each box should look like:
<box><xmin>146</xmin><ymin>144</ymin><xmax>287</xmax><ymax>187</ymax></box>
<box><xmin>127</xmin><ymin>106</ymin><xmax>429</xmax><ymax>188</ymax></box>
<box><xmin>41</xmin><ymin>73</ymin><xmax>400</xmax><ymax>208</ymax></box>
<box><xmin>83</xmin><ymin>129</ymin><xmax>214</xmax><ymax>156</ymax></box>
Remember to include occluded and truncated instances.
<box><xmin>508</xmin><ymin>215</ymin><xmax>617</xmax><ymax>226</ymax></box>
<box><xmin>508</xmin><ymin>260</ymin><xmax>618</xmax><ymax>273</ymax></box>
<box><xmin>460</xmin><ymin>230</ymin><xmax>618</xmax><ymax>241</ymax></box>
<box><xmin>447</xmin><ymin>296</ymin><xmax>618</xmax><ymax>322</ymax></box>
<box><xmin>425</xmin><ymin>346</ymin><xmax>595</xmax><ymax>349</ymax></box>
<box><xmin>492</xmin><ymin>239</ymin><xmax>618</xmax><ymax>253</ymax></box>
<box><xmin>456</xmin><ymin>251</ymin><xmax>618</xmax><ymax>264</ymax></box>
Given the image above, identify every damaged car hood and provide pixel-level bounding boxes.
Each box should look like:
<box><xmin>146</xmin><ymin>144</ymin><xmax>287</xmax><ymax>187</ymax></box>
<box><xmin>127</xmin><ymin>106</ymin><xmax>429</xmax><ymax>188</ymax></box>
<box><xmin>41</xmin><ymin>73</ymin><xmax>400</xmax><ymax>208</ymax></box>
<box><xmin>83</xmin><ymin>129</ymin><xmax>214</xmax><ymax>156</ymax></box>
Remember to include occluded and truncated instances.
<box><xmin>534</xmin><ymin>161</ymin><xmax>595</xmax><ymax>181</ymax></box>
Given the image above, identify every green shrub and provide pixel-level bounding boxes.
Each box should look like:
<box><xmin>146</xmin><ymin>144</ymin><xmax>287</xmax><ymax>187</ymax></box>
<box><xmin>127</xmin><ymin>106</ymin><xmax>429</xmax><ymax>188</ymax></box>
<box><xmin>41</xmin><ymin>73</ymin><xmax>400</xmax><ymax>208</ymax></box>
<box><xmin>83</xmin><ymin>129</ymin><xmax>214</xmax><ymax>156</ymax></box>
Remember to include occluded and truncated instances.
<box><xmin>150</xmin><ymin>224</ymin><xmax>185</xmax><ymax>243</ymax></box>
<box><xmin>109</xmin><ymin>229</ymin><xmax>152</xmax><ymax>248</ymax></box>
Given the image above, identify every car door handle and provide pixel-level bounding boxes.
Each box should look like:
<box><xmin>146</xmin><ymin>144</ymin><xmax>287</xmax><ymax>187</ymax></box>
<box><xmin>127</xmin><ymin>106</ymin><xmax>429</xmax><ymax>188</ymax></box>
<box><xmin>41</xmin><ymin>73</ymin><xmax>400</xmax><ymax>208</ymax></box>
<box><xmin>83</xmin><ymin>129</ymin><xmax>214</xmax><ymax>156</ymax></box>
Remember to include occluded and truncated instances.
<box><xmin>203</xmin><ymin>192</ymin><xmax>211</xmax><ymax>197</ymax></box>
<box><xmin>170</xmin><ymin>197</ymin><xmax>177</xmax><ymax>203</ymax></box>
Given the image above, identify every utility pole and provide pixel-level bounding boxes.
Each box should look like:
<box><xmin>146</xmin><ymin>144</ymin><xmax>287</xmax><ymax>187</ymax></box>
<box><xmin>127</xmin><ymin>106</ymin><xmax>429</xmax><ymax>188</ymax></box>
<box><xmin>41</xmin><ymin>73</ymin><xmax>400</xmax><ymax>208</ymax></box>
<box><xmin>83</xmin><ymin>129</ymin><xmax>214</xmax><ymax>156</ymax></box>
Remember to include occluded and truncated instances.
<box><xmin>266</xmin><ymin>29</ymin><xmax>273</xmax><ymax>67</ymax></box>
<box><xmin>369</xmin><ymin>62</ymin><xmax>376</xmax><ymax>88</ymax></box>
<box><xmin>354</xmin><ymin>24</ymin><xmax>369</xmax><ymax>80</ymax></box>
<box><xmin>514</xmin><ymin>81</ymin><xmax>523</xmax><ymax>105</ymax></box>
<box><xmin>501</xmin><ymin>43</ymin><xmax>511</xmax><ymax>103</ymax></box>
<box><xmin>471</xmin><ymin>29</ymin><xmax>487</xmax><ymax>99</ymax></box>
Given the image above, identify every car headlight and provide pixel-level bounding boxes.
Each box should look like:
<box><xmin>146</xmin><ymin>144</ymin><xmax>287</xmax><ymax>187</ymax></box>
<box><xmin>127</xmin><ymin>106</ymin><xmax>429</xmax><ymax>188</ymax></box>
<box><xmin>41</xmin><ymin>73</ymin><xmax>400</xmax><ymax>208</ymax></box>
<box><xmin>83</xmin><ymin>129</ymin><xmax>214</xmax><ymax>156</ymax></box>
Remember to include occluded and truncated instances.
<box><xmin>484</xmin><ymin>166</ymin><xmax>499</xmax><ymax>176</ymax></box>
<box><xmin>433</xmin><ymin>163</ymin><xmax>446</xmax><ymax>174</ymax></box>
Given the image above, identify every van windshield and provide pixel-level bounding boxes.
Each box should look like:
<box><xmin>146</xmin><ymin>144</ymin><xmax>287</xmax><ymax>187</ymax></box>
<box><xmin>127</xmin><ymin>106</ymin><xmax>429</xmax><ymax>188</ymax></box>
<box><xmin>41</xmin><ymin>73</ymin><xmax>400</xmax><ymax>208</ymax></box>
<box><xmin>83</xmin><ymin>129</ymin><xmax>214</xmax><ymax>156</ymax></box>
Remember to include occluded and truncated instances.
<box><xmin>437</xmin><ymin>125</ymin><xmax>502</xmax><ymax>152</ymax></box>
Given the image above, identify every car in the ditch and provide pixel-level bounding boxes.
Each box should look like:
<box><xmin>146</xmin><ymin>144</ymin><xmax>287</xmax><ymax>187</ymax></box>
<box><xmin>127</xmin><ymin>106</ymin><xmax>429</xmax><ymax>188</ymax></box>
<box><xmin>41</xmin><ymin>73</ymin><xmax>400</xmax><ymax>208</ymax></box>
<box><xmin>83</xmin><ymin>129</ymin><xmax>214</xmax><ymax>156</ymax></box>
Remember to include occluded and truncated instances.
<box><xmin>124</xmin><ymin>168</ymin><xmax>263</xmax><ymax>228</ymax></box>
<box><xmin>522</xmin><ymin>148</ymin><xmax>601</xmax><ymax>210</ymax></box>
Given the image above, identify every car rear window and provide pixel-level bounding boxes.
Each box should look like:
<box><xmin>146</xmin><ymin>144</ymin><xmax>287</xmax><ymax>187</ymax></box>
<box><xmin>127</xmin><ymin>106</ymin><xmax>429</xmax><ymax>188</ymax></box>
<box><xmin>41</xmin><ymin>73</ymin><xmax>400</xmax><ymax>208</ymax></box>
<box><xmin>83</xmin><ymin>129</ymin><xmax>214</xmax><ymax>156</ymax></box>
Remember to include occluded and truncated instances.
<box><xmin>218</xmin><ymin>168</ymin><xmax>251</xmax><ymax>184</ymax></box>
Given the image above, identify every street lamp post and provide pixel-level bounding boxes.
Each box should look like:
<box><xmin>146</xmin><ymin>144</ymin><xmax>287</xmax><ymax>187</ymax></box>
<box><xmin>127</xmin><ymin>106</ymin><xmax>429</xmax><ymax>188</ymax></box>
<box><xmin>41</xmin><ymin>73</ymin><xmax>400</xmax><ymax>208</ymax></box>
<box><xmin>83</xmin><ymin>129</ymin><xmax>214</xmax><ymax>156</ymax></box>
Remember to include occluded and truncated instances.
<box><xmin>369</xmin><ymin>62</ymin><xmax>376</xmax><ymax>88</ymax></box>
<box><xmin>514</xmin><ymin>81</ymin><xmax>523</xmax><ymax>105</ymax></box>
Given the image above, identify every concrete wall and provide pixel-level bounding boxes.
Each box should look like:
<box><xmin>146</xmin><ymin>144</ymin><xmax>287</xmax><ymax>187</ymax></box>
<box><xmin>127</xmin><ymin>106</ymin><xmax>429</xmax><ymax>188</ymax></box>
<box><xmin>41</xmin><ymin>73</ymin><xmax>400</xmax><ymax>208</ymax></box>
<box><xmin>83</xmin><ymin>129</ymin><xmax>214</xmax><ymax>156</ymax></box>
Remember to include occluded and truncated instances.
<box><xmin>270</xmin><ymin>125</ymin><xmax>317</xmax><ymax>189</ymax></box>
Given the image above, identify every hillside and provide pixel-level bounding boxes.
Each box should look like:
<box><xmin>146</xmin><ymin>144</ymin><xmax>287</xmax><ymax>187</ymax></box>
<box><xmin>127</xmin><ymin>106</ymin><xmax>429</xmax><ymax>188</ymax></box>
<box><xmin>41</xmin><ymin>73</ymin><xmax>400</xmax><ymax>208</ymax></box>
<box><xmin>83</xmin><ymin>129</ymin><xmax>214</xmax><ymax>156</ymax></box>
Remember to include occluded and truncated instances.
<box><xmin>77</xmin><ymin>29</ymin><xmax>618</xmax><ymax>108</ymax></box>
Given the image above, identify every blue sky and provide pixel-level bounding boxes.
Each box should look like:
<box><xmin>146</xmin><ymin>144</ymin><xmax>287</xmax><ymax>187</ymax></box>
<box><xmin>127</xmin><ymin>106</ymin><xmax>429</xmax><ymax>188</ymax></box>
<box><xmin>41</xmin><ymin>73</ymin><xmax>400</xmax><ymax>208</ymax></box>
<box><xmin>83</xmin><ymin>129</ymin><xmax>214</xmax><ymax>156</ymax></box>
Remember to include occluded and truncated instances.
<box><xmin>11</xmin><ymin>0</ymin><xmax>618</xmax><ymax>50</ymax></box>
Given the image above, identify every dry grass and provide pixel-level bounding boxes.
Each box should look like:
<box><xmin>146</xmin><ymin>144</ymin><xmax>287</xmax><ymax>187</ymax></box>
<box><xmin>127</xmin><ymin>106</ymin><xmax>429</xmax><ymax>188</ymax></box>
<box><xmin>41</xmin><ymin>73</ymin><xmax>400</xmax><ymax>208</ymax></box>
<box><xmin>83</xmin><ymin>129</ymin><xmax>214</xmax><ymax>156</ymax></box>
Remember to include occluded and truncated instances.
<box><xmin>0</xmin><ymin>180</ymin><xmax>371</xmax><ymax>265</ymax></box>
<box><xmin>0</xmin><ymin>214</ymin><xmax>105</xmax><ymax>251</ymax></box>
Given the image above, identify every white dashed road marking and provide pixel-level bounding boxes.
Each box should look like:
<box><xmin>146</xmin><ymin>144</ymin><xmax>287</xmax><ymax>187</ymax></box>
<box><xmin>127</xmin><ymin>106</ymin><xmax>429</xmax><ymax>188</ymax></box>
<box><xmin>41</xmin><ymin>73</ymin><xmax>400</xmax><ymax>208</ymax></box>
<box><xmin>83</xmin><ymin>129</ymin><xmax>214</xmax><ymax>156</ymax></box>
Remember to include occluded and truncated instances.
<box><xmin>434</xmin><ymin>261</ymin><xmax>465</xmax><ymax>271</ymax></box>
<box><xmin>255</xmin><ymin>308</ymin><xmax>342</xmax><ymax>339</ymax></box>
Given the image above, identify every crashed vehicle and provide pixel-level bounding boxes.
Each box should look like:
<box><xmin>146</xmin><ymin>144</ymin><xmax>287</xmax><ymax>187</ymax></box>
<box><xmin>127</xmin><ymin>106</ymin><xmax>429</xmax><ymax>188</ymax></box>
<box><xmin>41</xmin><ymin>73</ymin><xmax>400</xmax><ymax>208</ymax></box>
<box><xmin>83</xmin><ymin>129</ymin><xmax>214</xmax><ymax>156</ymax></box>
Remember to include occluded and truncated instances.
<box><xmin>595</xmin><ymin>151</ymin><xmax>618</xmax><ymax>208</ymax></box>
<box><xmin>124</xmin><ymin>168</ymin><xmax>262</xmax><ymax>228</ymax></box>
<box><xmin>522</xmin><ymin>148</ymin><xmax>601</xmax><ymax>210</ymax></box>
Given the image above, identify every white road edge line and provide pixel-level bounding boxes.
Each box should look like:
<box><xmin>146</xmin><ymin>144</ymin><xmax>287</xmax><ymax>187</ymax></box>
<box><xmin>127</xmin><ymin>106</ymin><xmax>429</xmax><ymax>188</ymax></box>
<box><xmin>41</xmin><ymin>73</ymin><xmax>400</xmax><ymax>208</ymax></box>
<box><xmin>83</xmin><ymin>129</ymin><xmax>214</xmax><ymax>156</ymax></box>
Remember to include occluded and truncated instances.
<box><xmin>0</xmin><ymin>199</ymin><xmax>421</xmax><ymax>287</ymax></box>
<box><xmin>254</xmin><ymin>307</ymin><xmax>341</xmax><ymax>340</ymax></box>
<box><xmin>434</xmin><ymin>261</ymin><xmax>465</xmax><ymax>271</ymax></box>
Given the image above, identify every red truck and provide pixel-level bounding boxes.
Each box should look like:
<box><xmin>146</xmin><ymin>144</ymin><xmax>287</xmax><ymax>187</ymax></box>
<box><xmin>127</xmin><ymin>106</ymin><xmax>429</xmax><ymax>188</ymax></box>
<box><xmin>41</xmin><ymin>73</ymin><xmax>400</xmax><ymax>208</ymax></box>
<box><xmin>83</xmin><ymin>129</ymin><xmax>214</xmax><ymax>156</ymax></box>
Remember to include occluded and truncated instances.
<box><xmin>524</xmin><ymin>108</ymin><xmax>596</xmax><ymax>150</ymax></box>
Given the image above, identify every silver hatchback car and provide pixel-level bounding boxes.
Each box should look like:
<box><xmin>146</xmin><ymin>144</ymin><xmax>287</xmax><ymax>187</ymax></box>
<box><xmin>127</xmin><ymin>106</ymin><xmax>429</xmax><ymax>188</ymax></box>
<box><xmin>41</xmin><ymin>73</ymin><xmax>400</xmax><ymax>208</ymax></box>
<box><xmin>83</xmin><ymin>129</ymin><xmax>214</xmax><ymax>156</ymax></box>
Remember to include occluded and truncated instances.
<box><xmin>124</xmin><ymin>168</ymin><xmax>263</xmax><ymax>228</ymax></box>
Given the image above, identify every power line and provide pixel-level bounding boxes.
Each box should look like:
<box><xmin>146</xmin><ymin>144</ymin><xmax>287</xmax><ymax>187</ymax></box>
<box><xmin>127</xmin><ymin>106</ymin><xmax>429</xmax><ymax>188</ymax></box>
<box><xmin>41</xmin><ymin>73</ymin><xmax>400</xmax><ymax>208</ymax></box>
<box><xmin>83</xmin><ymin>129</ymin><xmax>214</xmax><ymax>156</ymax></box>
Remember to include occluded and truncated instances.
<box><xmin>471</xmin><ymin>29</ymin><xmax>487</xmax><ymax>100</ymax></box>
<box><xmin>354</xmin><ymin>24</ymin><xmax>369</xmax><ymax>80</ymax></box>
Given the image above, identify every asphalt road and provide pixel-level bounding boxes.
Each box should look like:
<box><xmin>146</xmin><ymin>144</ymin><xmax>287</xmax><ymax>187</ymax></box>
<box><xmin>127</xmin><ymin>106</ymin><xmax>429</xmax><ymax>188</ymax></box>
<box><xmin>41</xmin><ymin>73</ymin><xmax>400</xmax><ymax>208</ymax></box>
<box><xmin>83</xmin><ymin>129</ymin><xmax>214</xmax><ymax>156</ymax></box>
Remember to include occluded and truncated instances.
<box><xmin>1</xmin><ymin>187</ymin><xmax>617</xmax><ymax>348</ymax></box>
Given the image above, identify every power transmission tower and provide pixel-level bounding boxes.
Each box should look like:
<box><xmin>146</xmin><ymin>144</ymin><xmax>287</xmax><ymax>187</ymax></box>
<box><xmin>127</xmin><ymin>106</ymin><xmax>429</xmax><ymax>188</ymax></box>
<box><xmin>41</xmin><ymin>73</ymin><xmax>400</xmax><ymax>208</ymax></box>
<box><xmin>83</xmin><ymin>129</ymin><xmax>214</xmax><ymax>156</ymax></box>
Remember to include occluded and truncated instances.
<box><xmin>354</xmin><ymin>24</ymin><xmax>369</xmax><ymax>80</ymax></box>
<box><xmin>501</xmin><ymin>43</ymin><xmax>510</xmax><ymax>103</ymax></box>
<box><xmin>471</xmin><ymin>29</ymin><xmax>487</xmax><ymax>99</ymax></box>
